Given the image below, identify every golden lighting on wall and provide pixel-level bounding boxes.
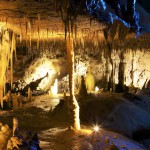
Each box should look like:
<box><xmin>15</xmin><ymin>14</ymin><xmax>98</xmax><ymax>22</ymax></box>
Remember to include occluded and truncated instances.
<box><xmin>24</xmin><ymin>57</ymin><xmax>56</xmax><ymax>91</ymax></box>
<box><xmin>35</xmin><ymin>62</ymin><xmax>55</xmax><ymax>90</ymax></box>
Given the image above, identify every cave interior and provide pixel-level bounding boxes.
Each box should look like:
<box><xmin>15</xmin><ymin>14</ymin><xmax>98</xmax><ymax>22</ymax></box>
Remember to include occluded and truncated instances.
<box><xmin>0</xmin><ymin>0</ymin><xmax>150</xmax><ymax>150</ymax></box>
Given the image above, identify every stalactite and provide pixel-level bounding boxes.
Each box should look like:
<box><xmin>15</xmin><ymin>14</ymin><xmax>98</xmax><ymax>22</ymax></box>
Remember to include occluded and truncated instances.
<box><xmin>25</xmin><ymin>20</ymin><xmax>28</xmax><ymax>48</ymax></box>
<box><xmin>37</xmin><ymin>25</ymin><xmax>40</xmax><ymax>49</ymax></box>
<box><xmin>74</xmin><ymin>24</ymin><xmax>77</xmax><ymax>40</ymax></box>
<box><xmin>81</xmin><ymin>37</ymin><xmax>84</xmax><ymax>49</ymax></box>
<box><xmin>71</xmin><ymin>20</ymin><xmax>74</xmax><ymax>35</ymax></box>
<box><xmin>131</xmin><ymin>51</ymin><xmax>134</xmax><ymax>86</ymax></box>
<box><xmin>117</xmin><ymin>24</ymin><xmax>129</xmax><ymax>92</ymax></box>
<box><xmin>113</xmin><ymin>61</ymin><xmax>116</xmax><ymax>92</ymax></box>
<box><xmin>25</xmin><ymin>20</ymin><xmax>28</xmax><ymax>37</ymax></box>
<box><xmin>30</xmin><ymin>34</ymin><xmax>32</xmax><ymax>51</ymax></box>
<box><xmin>28</xmin><ymin>20</ymin><xmax>32</xmax><ymax>51</ymax></box>
<box><xmin>37</xmin><ymin>38</ymin><xmax>39</xmax><ymax>50</ymax></box>
<box><xmin>19</xmin><ymin>18</ymin><xmax>22</xmax><ymax>43</ymax></box>
<box><xmin>13</xmin><ymin>33</ymin><xmax>17</xmax><ymax>62</ymax></box>
<box><xmin>111</xmin><ymin>49</ymin><xmax>116</xmax><ymax>92</ymax></box>
<box><xmin>90</xmin><ymin>17</ymin><xmax>93</xmax><ymax>26</ymax></box>
<box><xmin>42</xmin><ymin>35</ymin><xmax>44</xmax><ymax>51</ymax></box>
<box><xmin>10</xmin><ymin>54</ymin><xmax>13</xmax><ymax>90</ymax></box>
<box><xmin>118</xmin><ymin>50</ymin><xmax>125</xmax><ymax>92</ymax></box>
<box><xmin>103</xmin><ymin>28</ymin><xmax>113</xmax><ymax>91</ymax></box>
<box><xmin>37</xmin><ymin>14</ymin><xmax>41</xmax><ymax>49</ymax></box>
<box><xmin>105</xmin><ymin>53</ymin><xmax>110</xmax><ymax>90</ymax></box>
<box><xmin>46</xmin><ymin>28</ymin><xmax>48</xmax><ymax>42</ymax></box>
<box><xmin>10</xmin><ymin>33</ymin><xmax>14</xmax><ymax>89</ymax></box>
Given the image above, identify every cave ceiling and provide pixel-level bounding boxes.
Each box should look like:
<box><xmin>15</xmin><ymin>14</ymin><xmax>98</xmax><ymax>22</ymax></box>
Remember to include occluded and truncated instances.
<box><xmin>0</xmin><ymin>0</ymin><xmax>105</xmax><ymax>41</ymax></box>
<box><xmin>0</xmin><ymin>0</ymin><xmax>149</xmax><ymax>42</ymax></box>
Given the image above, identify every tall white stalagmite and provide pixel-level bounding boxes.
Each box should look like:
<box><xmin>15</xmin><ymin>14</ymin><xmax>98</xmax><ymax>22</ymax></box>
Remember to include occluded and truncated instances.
<box><xmin>66</xmin><ymin>36</ymin><xmax>80</xmax><ymax>130</ymax></box>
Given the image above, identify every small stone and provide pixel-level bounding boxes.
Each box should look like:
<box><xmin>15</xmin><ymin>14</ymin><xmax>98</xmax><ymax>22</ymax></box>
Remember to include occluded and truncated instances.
<box><xmin>105</xmin><ymin>144</ymin><xmax>119</xmax><ymax>150</ymax></box>
<box><xmin>93</xmin><ymin>138</ymin><xmax>100</xmax><ymax>142</ymax></box>
<box><xmin>114</xmin><ymin>135</ymin><xmax>117</xmax><ymax>139</ymax></box>
<box><xmin>1</xmin><ymin>126</ymin><xmax>8</xmax><ymax>133</ymax></box>
<box><xmin>121</xmin><ymin>144</ymin><xmax>126</xmax><ymax>148</ymax></box>
<box><xmin>68</xmin><ymin>126</ymin><xmax>73</xmax><ymax>130</ymax></box>
<box><xmin>105</xmin><ymin>137</ymin><xmax>110</xmax><ymax>143</ymax></box>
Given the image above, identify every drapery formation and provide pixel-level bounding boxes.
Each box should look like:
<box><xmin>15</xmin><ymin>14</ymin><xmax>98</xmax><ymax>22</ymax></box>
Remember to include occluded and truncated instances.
<box><xmin>0</xmin><ymin>27</ymin><xmax>16</xmax><ymax>108</ymax></box>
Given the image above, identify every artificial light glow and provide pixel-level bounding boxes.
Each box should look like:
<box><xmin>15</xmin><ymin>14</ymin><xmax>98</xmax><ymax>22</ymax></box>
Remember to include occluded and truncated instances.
<box><xmin>94</xmin><ymin>126</ymin><xmax>99</xmax><ymax>132</ymax></box>
<box><xmin>93</xmin><ymin>125</ymin><xmax>101</xmax><ymax>132</ymax></box>
<box><xmin>95</xmin><ymin>86</ymin><xmax>99</xmax><ymax>92</ymax></box>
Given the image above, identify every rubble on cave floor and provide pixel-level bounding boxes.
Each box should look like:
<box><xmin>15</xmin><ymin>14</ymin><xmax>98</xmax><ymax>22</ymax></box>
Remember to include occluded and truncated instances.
<box><xmin>0</xmin><ymin>93</ymin><xmax>150</xmax><ymax>149</ymax></box>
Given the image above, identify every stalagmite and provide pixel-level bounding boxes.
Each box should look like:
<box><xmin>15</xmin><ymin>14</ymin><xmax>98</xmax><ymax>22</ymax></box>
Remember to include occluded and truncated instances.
<box><xmin>8</xmin><ymin>90</ymin><xmax>12</xmax><ymax>107</ymax></box>
<box><xmin>13</xmin><ymin>117</ymin><xmax>18</xmax><ymax>136</ymax></box>
<box><xmin>28</xmin><ymin>87</ymin><xmax>32</xmax><ymax>101</ymax></box>
<box><xmin>85</xmin><ymin>66</ymin><xmax>95</xmax><ymax>93</ymax></box>
<box><xmin>13</xmin><ymin>34</ymin><xmax>17</xmax><ymax>62</ymax></box>
<box><xmin>66</xmin><ymin>36</ymin><xmax>80</xmax><ymax>130</ymax></box>
<box><xmin>37</xmin><ymin>14</ymin><xmax>40</xmax><ymax>49</ymax></box>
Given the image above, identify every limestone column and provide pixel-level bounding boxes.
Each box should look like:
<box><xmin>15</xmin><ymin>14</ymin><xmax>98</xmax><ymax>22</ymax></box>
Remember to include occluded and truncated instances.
<box><xmin>66</xmin><ymin>36</ymin><xmax>80</xmax><ymax>130</ymax></box>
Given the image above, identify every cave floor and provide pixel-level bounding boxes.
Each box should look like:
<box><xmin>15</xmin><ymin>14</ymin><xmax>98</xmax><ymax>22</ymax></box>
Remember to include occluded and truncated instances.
<box><xmin>0</xmin><ymin>93</ymin><xmax>148</xmax><ymax>150</ymax></box>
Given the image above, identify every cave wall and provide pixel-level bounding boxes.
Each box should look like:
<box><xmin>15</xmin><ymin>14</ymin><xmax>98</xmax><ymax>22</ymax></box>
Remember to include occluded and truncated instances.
<box><xmin>15</xmin><ymin>41</ymin><xmax>150</xmax><ymax>94</ymax></box>
<box><xmin>0</xmin><ymin>28</ymin><xmax>146</xmax><ymax>97</ymax></box>
<box><xmin>73</xmin><ymin>48</ymin><xmax>150</xmax><ymax>91</ymax></box>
